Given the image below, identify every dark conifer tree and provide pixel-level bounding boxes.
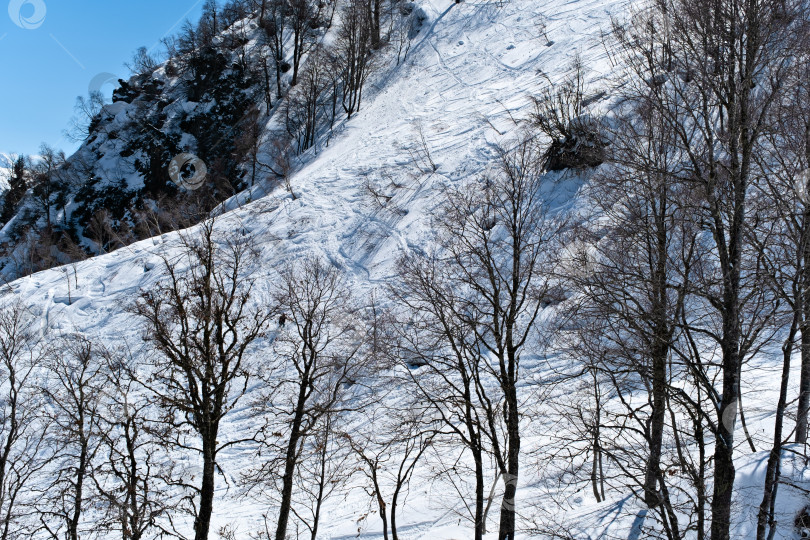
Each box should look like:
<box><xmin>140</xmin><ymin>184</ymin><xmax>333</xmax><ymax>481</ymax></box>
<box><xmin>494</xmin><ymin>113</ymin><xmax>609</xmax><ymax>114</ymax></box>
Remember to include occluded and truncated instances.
<box><xmin>1</xmin><ymin>156</ymin><xmax>28</xmax><ymax>225</ymax></box>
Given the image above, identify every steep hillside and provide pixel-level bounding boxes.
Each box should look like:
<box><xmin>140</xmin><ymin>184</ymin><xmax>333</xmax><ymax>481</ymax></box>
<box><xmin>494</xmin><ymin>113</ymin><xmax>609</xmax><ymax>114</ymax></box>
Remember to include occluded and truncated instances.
<box><xmin>10</xmin><ymin>1</ymin><xmax>619</xmax><ymax>536</ymax></box>
<box><xmin>0</xmin><ymin>0</ymin><xmax>354</xmax><ymax>278</ymax></box>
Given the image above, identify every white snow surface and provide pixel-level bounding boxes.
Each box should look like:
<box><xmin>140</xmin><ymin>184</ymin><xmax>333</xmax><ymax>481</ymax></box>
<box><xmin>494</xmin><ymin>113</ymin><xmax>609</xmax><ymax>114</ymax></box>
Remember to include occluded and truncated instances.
<box><xmin>6</xmin><ymin>0</ymin><xmax>808</xmax><ymax>538</ymax></box>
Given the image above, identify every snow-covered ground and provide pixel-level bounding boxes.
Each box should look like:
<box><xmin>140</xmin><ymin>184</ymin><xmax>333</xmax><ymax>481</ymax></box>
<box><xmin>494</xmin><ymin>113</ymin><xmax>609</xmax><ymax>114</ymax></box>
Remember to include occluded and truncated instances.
<box><xmin>6</xmin><ymin>0</ymin><xmax>809</xmax><ymax>537</ymax></box>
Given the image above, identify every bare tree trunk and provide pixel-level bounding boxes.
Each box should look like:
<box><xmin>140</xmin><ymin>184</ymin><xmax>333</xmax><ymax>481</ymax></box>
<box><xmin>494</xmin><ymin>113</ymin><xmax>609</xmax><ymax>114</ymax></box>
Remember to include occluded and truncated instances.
<box><xmin>195</xmin><ymin>440</ymin><xmax>217</xmax><ymax>540</ymax></box>
<box><xmin>757</xmin><ymin>310</ymin><xmax>799</xmax><ymax>539</ymax></box>
<box><xmin>711</xmin><ymin>326</ymin><xmax>742</xmax><ymax>540</ymax></box>
<box><xmin>696</xmin><ymin>418</ymin><xmax>707</xmax><ymax>540</ymax></box>
<box><xmin>275</xmin><ymin>382</ymin><xmax>308</xmax><ymax>540</ymax></box>
<box><xmin>308</xmin><ymin>421</ymin><xmax>330</xmax><ymax>540</ymax></box>
<box><xmin>390</xmin><ymin>487</ymin><xmax>400</xmax><ymax>540</ymax></box>
<box><xmin>797</xmin><ymin>269</ymin><xmax>810</xmax><ymax>444</ymax></box>
<box><xmin>590</xmin><ymin>369</ymin><xmax>605</xmax><ymax>503</ymax></box>
<box><xmin>0</xmin><ymin>304</ymin><xmax>45</xmax><ymax>540</ymax></box>
<box><xmin>801</xmin><ymin>143</ymin><xmax>810</xmax><ymax>447</ymax></box>
<box><xmin>482</xmin><ymin>471</ymin><xmax>500</xmax><ymax>535</ymax></box>
<box><xmin>370</xmin><ymin>0</ymin><xmax>381</xmax><ymax>48</ymax></box>
<box><xmin>262</xmin><ymin>56</ymin><xmax>273</xmax><ymax>110</ymax></box>
<box><xmin>68</xmin><ymin>436</ymin><xmax>89</xmax><ymax>540</ymax></box>
<box><xmin>497</xmin><ymin>365</ymin><xmax>520</xmax><ymax>540</ymax></box>
<box><xmin>644</xmin><ymin>342</ymin><xmax>668</xmax><ymax>508</ymax></box>
<box><xmin>472</xmin><ymin>448</ymin><xmax>485</xmax><ymax>540</ymax></box>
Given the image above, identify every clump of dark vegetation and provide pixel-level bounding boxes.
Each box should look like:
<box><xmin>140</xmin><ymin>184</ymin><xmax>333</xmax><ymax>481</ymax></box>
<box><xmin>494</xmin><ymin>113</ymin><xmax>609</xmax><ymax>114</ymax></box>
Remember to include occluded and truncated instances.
<box><xmin>531</xmin><ymin>56</ymin><xmax>607</xmax><ymax>171</ymax></box>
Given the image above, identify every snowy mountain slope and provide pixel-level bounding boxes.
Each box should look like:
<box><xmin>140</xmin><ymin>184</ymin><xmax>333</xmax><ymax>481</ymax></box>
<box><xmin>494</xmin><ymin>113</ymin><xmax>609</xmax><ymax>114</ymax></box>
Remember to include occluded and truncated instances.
<box><xmin>0</xmin><ymin>6</ymin><xmax>271</xmax><ymax>277</ymax></box>
<box><xmin>5</xmin><ymin>0</ymin><xmax>807</xmax><ymax>538</ymax></box>
<box><xmin>11</xmin><ymin>0</ymin><xmax>622</xmax><ymax>342</ymax></box>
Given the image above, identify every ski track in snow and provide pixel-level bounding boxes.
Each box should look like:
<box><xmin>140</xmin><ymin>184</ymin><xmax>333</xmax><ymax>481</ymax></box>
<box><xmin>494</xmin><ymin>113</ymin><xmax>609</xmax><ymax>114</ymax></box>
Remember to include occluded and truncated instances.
<box><xmin>6</xmin><ymin>0</ymin><xmax>805</xmax><ymax>538</ymax></box>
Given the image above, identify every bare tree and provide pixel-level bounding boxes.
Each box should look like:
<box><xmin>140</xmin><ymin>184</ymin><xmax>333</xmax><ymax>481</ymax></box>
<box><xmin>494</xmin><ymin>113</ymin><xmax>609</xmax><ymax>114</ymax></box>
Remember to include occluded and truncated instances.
<box><xmin>750</xmin><ymin>44</ymin><xmax>810</xmax><ymax>539</ymax></box>
<box><xmin>66</xmin><ymin>91</ymin><xmax>107</xmax><ymax>143</ymax></box>
<box><xmin>250</xmin><ymin>257</ymin><xmax>366</xmax><ymax>540</ymax></box>
<box><xmin>133</xmin><ymin>218</ymin><xmax>273</xmax><ymax>540</ymax></box>
<box><xmin>394</xmin><ymin>251</ymin><xmax>492</xmax><ymax>540</ymax></box>
<box><xmin>343</xmin><ymin>402</ymin><xmax>432</xmax><ymax>540</ymax></box>
<box><xmin>126</xmin><ymin>47</ymin><xmax>160</xmax><ymax>76</ymax></box>
<box><xmin>441</xmin><ymin>139</ymin><xmax>558</xmax><ymax>540</ymax></box>
<box><xmin>30</xmin><ymin>145</ymin><xmax>67</xmax><ymax>232</ymax></box>
<box><xmin>258</xmin><ymin>49</ymin><xmax>276</xmax><ymax>111</ymax></box>
<box><xmin>234</xmin><ymin>105</ymin><xmax>264</xmax><ymax>188</ymax></box>
<box><xmin>290</xmin><ymin>412</ymin><xmax>351</xmax><ymax>540</ymax></box>
<box><xmin>288</xmin><ymin>0</ymin><xmax>333</xmax><ymax>87</ymax></box>
<box><xmin>198</xmin><ymin>0</ymin><xmax>220</xmax><ymax>48</ymax></box>
<box><xmin>336</xmin><ymin>0</ymin><xmax>374</xmax><ymax>119</ymax></box>
<box><xmin>92</xmin><ymin>347</ymin><xmax>173</xmax><ymax>540</ymax></box>
<box><xmin>283</xmin><ymin>48</ymin><xmax>335</xmax><ymax>153</ymax></box>
<box><xmin>566</xmin><ymin>90</ymin><xmax>699</xmax><ymax>533</ymax></box>
<box><xmin>396</xmin><ymin>137</ymin><xmax>559</xmax><ymax>540</ymax></box>
<box><xmin>38</xmin><ymin>334</ymin><xmax>105</xmax><ymax>540</ymax></box>
<box><xmin>543</xmin><ymin>325</ymin><xmax>609</xmax><ymax>506</ymax></box>
<box><xmin>259</xmin><ymin>0</ymin><xmax>289</xmax><ymax>100</ymax></box>
<box><xmin>86</xmin><ymin>209</ymin><xmax>123</xmax><ymax>254</ymax></box>
<box><xmin>531</xmin><ymin>56</ymin><xmax>605</xmax><ymax>171</ymax></box>
<box><xmin>369</xmin><ymin>0</ymin><xmax>382</xmax><ymax>48</ymax></box>
<box><xmin>611</xmin><ymin>0</ymin><xmax>802</xmax><ymax>536</ymax></box>
<box><xmin>389</xmin><ymin>1</ymin><xmax>415</xmax><ymax>65</ymax></box>
<box><xmin>0</xmin><ymin>302</ymin><xmax>50</xmax><ymax>540</ymax></box>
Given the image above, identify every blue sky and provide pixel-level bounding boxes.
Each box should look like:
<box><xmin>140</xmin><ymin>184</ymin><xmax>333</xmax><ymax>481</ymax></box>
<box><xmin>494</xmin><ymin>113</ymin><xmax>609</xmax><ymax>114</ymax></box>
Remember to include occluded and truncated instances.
<box><xmin>0</xmin><ymin>0</ymin><xmax>205</xmax><ymax>158</ymax></box>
